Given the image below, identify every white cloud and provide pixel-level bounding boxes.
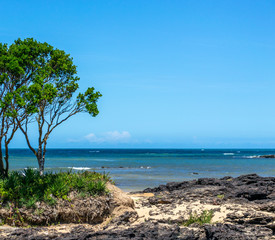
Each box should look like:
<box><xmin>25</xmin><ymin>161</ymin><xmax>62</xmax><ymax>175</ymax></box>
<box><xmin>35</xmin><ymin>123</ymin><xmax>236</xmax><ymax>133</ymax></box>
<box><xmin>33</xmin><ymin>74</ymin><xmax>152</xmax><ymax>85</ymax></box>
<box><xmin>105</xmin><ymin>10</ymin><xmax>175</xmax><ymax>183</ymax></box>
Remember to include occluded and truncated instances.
<box><xmin>84</xmin><ymin>131</ymin><xmax>131</xmax><ymax>143</ymax></box>
<box><xmin>67</xmin><ymin>138</ymin><xmax>82</xmax><ymax>143</ymax></box>
<box><xmin>85</xmin><ymin>133</ymin><xmax>99</xmax><ymax>142</ymax></box>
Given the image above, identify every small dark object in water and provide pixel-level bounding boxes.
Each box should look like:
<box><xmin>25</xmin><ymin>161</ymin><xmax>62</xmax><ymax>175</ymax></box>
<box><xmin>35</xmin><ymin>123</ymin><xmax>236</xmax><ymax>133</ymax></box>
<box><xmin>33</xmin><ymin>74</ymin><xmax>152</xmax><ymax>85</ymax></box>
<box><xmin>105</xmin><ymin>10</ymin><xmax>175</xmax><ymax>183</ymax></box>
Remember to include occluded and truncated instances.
<box><xmin>192</xmin><ymin>172</ymin><xmax>199</xmax><ymax>175</ymax></box>
<box><xmin>259</xmin><ymin>155</ymin><xmax>275</xmax><ymax>158</ymax></box>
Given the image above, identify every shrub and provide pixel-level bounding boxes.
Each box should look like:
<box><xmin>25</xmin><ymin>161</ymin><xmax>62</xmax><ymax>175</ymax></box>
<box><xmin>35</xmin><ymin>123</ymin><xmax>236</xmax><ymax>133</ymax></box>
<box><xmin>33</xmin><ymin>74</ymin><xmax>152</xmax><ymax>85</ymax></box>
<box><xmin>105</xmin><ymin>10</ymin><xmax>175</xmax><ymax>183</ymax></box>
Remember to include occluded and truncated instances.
<box><xmin>217</xmin><ymin>194</ymin><xmax>224</xmax><ymax>199</ymax></box>
<box><xmin>0</xmin><ymin>169</ymin><xmax>111</xmax><ymax>208</ymax></box>
<box><xmin>182</xmin><ymin>210</ymin><xmax>214</xmax><ymax>226</ymax></box>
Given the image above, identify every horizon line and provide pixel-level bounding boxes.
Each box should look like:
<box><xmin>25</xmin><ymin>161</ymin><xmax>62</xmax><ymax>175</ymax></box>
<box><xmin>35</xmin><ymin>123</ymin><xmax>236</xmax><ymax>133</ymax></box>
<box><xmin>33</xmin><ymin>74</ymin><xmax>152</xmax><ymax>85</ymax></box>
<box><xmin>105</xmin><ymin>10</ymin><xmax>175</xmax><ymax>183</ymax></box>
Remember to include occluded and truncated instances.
<box><xmin>6</xmin><ymin>147</ymin><xmax>275</xmax><ymax>150</ymax></box>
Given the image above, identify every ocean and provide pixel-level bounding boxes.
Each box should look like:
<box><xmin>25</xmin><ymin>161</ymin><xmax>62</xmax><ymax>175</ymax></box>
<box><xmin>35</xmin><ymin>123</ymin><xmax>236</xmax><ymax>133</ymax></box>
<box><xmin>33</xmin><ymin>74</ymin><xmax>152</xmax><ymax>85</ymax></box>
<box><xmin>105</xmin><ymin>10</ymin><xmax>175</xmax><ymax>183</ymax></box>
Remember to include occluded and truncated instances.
<box><xmin>7</xmin><ymin>148</ymin><xmax>275</xmax><ymax>191</ymax></box>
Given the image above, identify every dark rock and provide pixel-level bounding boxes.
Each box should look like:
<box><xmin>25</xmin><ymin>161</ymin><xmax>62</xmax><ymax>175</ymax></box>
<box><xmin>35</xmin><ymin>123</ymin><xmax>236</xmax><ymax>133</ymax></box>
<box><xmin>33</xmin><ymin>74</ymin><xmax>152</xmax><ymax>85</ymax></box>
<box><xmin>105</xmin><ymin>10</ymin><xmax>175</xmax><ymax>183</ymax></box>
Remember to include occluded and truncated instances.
<box><xmin>204</xmin><ymin>223</ymin><xmax>273</xmax><ymax>240</ymax></box>
<box><xmin>3</xmin><ymin>223</ymin><xmax>191</xmax><ymax>240</ymax></box>
<box><xmin>149</xmin><ymin>197</ymin><xmax>172</xmax><ymax>205</ymax></box>
<box><xmin>111</xmin><ymin>210</ymin><xmax>138</xmax><ymax>225</ymax></box>
<box><xmin>140</xmin><ymin>174</ymin><xmax>275</xmax><ymax>204</ymax></box>
<box><xmin>258</xmin><ymin>202</ymin><xmax>275</xmax><ymax>212</ymax></box>
<box><xmin>259</xmin><ymin>155</ymin><xmax>275</xmax><ymax>158</ymax></box>
<box><xmin>4</xmin><ymin>222</ymin><xmax>274</xmax><ymax>240</ymax></box>
<box><xmin>197</xmin><ymin>178</ymin><xmax>222</xmax><ymax>186</ymax></box>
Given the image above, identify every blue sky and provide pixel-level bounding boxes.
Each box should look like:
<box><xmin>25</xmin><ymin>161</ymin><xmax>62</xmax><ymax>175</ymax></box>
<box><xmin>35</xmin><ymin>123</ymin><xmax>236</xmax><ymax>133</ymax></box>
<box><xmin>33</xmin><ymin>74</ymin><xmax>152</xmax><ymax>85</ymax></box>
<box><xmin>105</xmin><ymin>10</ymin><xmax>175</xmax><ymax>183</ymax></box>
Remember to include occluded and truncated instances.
<box><xmin>1</xmin><ymin>0</ymin><xmax>275</xmax><ymax>148</ymax></box>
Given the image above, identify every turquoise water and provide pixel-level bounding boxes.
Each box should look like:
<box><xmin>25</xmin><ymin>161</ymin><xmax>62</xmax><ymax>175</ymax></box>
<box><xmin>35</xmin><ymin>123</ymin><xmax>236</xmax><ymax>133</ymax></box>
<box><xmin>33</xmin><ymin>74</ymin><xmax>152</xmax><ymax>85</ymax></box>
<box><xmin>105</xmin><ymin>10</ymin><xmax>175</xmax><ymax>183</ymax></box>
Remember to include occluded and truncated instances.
<box><xmin>7</xmin><ymin>149</ymin><xmax>275</xmax><ymax>191</ymax></box>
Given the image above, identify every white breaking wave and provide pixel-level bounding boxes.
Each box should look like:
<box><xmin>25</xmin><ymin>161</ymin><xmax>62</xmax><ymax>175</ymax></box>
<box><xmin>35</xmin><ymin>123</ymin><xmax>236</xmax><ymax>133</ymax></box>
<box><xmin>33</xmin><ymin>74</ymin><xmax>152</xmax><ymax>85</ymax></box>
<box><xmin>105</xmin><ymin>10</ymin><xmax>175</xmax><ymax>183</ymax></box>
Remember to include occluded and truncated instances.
<box><xmin>223</xmin><ymin>153</ymin><xmax>234</xmax><ymax>156</ymax></box>
<box><xmin>92</xmin><ymin>159</ymin><xmax>114</xmax><ymax>162</ymax></box>
<box><xmin>140</xmin><ymin>166</ymin><xmax>151</xmax><ymax>169</ymax></box>
<box><xmin>244</xmin><ymin>155</ymin><xmax>258</xmax><ymax>159</ymax></box>
<box><xmin>70</xmin><ymin>167</ymin><xmax>91</xmax><ymax>170</ymax></box>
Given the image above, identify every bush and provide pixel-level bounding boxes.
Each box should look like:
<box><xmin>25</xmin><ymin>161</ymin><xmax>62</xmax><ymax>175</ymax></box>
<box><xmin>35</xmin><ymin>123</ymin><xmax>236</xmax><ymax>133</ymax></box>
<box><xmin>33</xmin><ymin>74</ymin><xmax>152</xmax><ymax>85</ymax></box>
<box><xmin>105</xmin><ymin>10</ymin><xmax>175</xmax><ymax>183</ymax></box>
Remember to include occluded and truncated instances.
<box><xmin>0</xmin><ymin>169</ymin><xmax>111</xmax><ymax>208</ymax></box>
<box><xmin>182</xmin><ymin>210</ymin><xmax>214</xmax><ymax>226</ymax></box>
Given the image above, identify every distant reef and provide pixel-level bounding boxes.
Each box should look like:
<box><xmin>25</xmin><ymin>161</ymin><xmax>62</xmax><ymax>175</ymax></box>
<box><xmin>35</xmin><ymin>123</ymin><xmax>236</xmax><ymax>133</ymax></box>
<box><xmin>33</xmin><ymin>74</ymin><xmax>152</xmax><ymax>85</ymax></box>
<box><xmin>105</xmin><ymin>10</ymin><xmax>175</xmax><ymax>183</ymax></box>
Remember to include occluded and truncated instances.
<box><xmin>0</xmin><ymin>174</ymin><xmax>274</xmax><ymax>240</ymax></box>
<box><xmin>257</xmin><ymin>154</ymin><xmax>275</xmax><ymax>158</ymax></box>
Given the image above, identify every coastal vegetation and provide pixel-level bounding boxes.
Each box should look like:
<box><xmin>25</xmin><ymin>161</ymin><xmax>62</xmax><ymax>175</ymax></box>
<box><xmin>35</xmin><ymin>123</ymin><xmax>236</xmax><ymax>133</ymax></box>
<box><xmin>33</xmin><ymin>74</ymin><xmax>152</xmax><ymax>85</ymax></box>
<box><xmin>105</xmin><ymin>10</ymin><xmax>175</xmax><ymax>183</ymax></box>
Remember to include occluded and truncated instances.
<box><xmin>0</xmin><ymin>169</ymin><xmax>111</xmax><ymax>208</ymax></box>
<box><xmin>182</xmin><ymin>210</ymin><xmax>214</xmax><ymax>226</ymax></box>
<box><xmin>0</xmin><ymin>38</ymin><xmax>101</xmax><ymax>176</ymax></box>
<box><xmin>0</xmin><ymin>168</ymin><xmax>113</xmax><ymax>226</ymax></box>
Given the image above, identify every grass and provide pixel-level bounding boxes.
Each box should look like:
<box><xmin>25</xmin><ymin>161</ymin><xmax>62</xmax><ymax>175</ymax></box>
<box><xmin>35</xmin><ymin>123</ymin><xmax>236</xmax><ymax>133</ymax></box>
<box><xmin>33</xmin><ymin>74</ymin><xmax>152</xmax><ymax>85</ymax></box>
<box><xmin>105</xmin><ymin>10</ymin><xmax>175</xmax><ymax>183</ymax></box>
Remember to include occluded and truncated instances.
<box><xmin>182</xmin><ymin>210</ymin><xmax>214</xmax><ymax>226</ymax></box>
<box><xmin>0</xmin><ymin>168</ymin><xmax>112</xmax><ymax>208</ymax></box>
<box><xmin>217</xmin><ymin>194</ymin><xmax>224</xmax><ymax>199</ymax></box>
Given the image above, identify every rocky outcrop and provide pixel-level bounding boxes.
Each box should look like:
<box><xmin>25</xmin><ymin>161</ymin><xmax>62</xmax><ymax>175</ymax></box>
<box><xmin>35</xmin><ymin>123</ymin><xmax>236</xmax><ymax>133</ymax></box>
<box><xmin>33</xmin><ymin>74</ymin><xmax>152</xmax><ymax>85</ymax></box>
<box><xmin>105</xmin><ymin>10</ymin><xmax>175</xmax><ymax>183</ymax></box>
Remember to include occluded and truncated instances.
<box><xmin>204</xmin><ymin>223</ymin><xmax>273</xmax><ymax>240</ymax></box>
<box><xmin>258</xmin><ymin>155</ymin><xmax>275</xmax><ymax>158</ymax></box>
<box><xmin>141</xmin><ymin>173</ymin><xmax>275</xmax><ymax>203</ymax></box>
<box><xmin>1</xmin><ymin>222</ymin><xmax>273</xmax><ymax>239</ymax></box>
<box><xmin>106</xmin><ymin>182</ymin><xmax>138</xmax><ymax>226</ymax></box>
<box><xmin>131</xmin><ymin>174</ymin><xmax>275</xmax><ymax>239</ymax></box>
<box><xmin>0</xmin><ymin>174</ymin><xmax>274</xmax><ymax>239</ymax></box>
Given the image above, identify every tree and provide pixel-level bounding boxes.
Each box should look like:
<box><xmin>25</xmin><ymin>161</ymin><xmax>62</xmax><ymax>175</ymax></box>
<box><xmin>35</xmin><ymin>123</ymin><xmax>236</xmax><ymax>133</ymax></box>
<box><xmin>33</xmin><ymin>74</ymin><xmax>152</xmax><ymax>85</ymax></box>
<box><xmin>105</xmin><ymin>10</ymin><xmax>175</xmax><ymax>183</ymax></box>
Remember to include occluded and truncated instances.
<box><xmin>0</xmin><ymin>42</ymin><xmax>29</xmax><ymax>177</ymax></box>
<box><xmin>12</xmin><ymin>38</ymin><xmax>101</xmax><ymax>175</ymax></box>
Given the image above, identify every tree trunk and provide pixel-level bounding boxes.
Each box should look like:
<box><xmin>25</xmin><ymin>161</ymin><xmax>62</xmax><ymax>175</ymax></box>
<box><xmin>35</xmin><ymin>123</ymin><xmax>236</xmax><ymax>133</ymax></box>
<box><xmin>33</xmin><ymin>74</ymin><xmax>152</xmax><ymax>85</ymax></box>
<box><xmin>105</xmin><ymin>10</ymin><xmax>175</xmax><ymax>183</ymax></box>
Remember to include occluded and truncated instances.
<box><xmin>0</xmin><ymin>141</ymin><xmax>5</xmax><ymax>177</ymax></box>
<box><xmin>39</xmin><ymin>163</ymin><xmax>44</xmax><ymax>175</ymax></box>
<box><xmin>41</xmin><ymin>141</ymin><xmax>47</xmax><ymax>175</ymax></box>
<box><xmin>4</xmin><ymin>141</ymin><xmax>9</xmax><ymax>177</ymax></box>
<box><xmin>18</xmin><ymin>121</ymin><xmax>46</xmax><ymax>175</ymax></box>
<box><xmin>37</xmin><ymin>154</ymin><xmax>44</xmax><ymax>175</ymax></box>
<box><xmin>37</xmin><ymin>147</ymin><xmax>44</xmax><ymax>175</ymax></box>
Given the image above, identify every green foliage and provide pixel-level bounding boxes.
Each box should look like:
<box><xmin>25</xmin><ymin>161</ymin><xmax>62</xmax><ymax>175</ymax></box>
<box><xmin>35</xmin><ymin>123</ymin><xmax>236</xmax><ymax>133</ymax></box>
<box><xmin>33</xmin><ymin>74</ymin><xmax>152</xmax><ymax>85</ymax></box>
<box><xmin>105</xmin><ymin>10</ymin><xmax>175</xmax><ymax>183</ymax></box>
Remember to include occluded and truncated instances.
<box><xmin>0</xmin><ymin>169</ymin><xmax>111</xmax><ymax>208</ymax></box>
<box><xmin>9</xmin><ymin>38</ymin><xmax>78</xmax><ymax>113</ymax></box>
<box><xmin>4</xmin><ymin>37</ymin><xmax>102</xmax><ymax>117</ymax></box>
<box><xmin>24</xmin><ymin>197</ymin><xmax>38</xmax><ymax>209</ymax></box>
<box><xmin>77</xmin><ymin>87</ymin><xmax>102</xmax><ymax>116</ymax></box>
<box><xmin>217</xmin><ymin>194</ymin><xmax>224</xmax><ymax>199</ymax></box>
<box><xmin>182</xmin><ymin>210</ymin><xmax>214</xmax><ymax>226</ymax></box>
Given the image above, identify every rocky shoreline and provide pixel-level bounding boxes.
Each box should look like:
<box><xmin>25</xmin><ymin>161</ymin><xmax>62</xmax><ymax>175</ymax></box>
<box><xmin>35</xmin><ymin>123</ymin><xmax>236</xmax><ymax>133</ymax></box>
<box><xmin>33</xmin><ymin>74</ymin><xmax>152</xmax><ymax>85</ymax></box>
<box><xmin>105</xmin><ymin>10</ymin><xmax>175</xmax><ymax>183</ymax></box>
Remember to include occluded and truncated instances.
<box><xmin>0</xmin><ymin>174</ymin><xmax>274</xmax><ymax>239</ymax></box>
<box><xmin>257</xmin><ymin>155</ymin><xmax>275</xmax><ymax>158</ymax></box>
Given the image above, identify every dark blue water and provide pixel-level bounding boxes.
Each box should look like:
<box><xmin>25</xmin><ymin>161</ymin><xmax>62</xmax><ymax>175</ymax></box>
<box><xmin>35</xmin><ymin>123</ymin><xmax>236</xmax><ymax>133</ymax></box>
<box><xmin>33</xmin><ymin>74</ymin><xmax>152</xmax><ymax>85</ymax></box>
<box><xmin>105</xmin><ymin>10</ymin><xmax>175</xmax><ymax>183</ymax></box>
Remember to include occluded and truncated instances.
<box><xmin>7</xmin><ymin>149</ymin><xmax>275</xmax><ymax>191</ymax></box>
